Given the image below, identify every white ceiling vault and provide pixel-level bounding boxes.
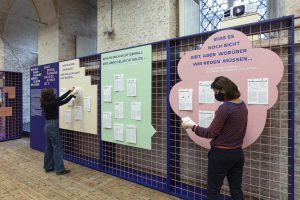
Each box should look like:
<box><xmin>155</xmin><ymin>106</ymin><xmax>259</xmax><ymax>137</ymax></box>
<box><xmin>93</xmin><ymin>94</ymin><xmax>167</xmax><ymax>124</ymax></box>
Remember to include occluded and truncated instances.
<box><xmin>0</xmin><ymin>0</ymin><xmax>57</xmax><ymax>35</ymax></box>
<box><xmin>0</xmin><ymin>0</ymin><xmax>98</xmax><ymax>32</ymax></box>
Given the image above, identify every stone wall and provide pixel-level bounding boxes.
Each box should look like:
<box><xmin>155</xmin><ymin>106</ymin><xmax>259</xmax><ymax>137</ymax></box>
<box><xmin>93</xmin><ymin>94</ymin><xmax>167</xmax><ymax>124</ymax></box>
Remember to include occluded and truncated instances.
<box><xmin>38</xmin><ymin>21</ymin><xmax>59</xmax><ymax>65</ymax></box>
<box><xmin>97</xmin><ymin>0</ymin><xmax>178</xmax><ymax>52</ymax></box>
<box><xmin>3</xmin><ymin>0</ymin><xmax>38</xmax><ymax>123</ymax></box>
<box><xmin>58</xmin><ymin>0</ymin><xmax>97</xmax><ymax>61</ymax></box>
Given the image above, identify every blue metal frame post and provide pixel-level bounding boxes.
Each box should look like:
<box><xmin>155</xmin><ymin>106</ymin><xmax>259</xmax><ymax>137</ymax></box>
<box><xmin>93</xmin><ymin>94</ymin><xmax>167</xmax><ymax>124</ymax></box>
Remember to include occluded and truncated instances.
<box><xmin>288</xmin><ymin>15</ymin><xmax>295</xmax><ymax>200</ymax></box>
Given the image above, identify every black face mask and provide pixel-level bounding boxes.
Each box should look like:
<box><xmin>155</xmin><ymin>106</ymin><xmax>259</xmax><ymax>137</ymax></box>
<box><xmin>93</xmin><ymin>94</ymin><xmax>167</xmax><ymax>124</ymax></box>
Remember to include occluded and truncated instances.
<box><xmin>214</xmin><ymin>92</ymin><xmax>225</xmax><ymax>102</ymax></box>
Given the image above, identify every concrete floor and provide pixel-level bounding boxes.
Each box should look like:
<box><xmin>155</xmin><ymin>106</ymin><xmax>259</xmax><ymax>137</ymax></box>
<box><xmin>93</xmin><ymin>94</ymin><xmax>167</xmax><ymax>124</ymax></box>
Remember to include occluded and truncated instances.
<box><xmin>0</xmin><ymin>138</ymin><xmax>180</xmax><ymax>200</ymax></box>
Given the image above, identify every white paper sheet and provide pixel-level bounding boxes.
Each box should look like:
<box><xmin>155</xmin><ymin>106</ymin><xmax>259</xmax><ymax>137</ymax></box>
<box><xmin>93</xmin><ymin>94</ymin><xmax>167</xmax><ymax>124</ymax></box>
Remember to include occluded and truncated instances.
<box><xmin>131</xmin><ymin>102</ymin><xmax>141</xmax><ymax>121</ymax></box>
<box><xmin>64</xmin><ymin>110</ymin><xmax>72</xmax><ymax>124</ymax></box>
<box><xmin>84</xmin><ymin>96</ymin><xmax>91</xmax><ymax>112</ymax></box>
<box><xmin>74</xmin><ymin>106</ymin><xmax>82</xmax><ymax>121</ymax></box>
<box><xmin>114</xmin><ymin>74</ymin><xmax>124</xmax><ymax>91</ymax></box>
<box><xmin>198</xmin><ymin>81</ymin><xmax>214</xmax><ymax>103</ymax></box>
<box><xmin>126</xmin><ymin>125</ymin><xmax>137</xmax><ymax>144</ymax></box>
<box><xmin>114</xmin><ymin>124</ymin><xmax>124</xmax><ymax>141</ymax></box>
<box><xmin>67</xmin><ymin>98</ymin><xmax>75</xmax><ymax>106</ymax></box>
<box><xmin>127</xmin><ymin>79</ymin><xmax>137</xmax><ymax>96</ymax></box>
<box><xmin>199</xmin><ymin>111</ymin><xmax>215</xmax><ymax>128</ymax></box>
<box><xmin>103</xmin><ymin>112</ymin><xmax>112</xmax><ymax>129</ymax></box>
<box><xmin>103</xmin><ymin>85</ymin><xmax>112</xmax><ymax>102</ymax></box>
<box><xmin>114</xmin><ymin>102</ymin><xmax>124</xmax><ymax>119</ymax></box>
<box><xmin>59</xmin><ymin>88</ymin><xmax>67</xmax><ymax>97</ymax></box>
<box><xmin>181</xmin><ymin>116</ymin><xmax>196</xmax><ymax>125</ymax></box>
<box><xmin>247</xmin><ymin>78</ymin><xmax>268</xmax><ymax>104</ymax></box>
<box><xmin>179</xmin><ymin>89</ymin><xmax>193</xmax><ymax>110</ymax></box>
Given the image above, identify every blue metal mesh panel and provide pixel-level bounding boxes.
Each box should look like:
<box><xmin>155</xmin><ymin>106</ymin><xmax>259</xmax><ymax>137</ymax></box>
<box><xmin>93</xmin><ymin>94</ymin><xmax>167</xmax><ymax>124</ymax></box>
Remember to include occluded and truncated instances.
<box><xmin>61</xmin><ymin>55</ymin><xmax>100</xmax><ymax>170</ymax></box>
<box><xmin>169</xmin><ymin>18</ymin><xmax>293</xmax><ymax>199</ymax></box>
<box><xmin>200</xmin><ymin>0</ymin><xmax>268</xmax><ymax>32</ymax></box>
<box><xmin>101</xmin><ymin>43</ymin><xmax>168</xmax><ymax>191</ymax></box>
<box><xmin>0</xmin><ymin>71</ymin><xmax>22</xmax><ymax>142</ymax></box>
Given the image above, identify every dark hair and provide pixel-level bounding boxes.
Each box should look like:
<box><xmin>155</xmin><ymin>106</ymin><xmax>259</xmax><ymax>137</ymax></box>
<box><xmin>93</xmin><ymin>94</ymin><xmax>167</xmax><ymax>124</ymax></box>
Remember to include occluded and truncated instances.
<box><xmin>40</xmin><ymin>88</ymin><xmax>56</xmax><ymax>108</ymax></box>
<box><xmin>211</xmin><ymin>76</ymin><xmax>240</xmax><ymax>100</ymax></box>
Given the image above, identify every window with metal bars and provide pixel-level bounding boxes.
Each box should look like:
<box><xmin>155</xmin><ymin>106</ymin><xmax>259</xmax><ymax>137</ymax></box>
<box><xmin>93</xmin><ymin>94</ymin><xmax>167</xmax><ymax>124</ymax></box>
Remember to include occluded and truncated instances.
<box><xmin>200</xmin><ymin>0</ymin><xmax>268</xmax><ymax>32</ymax></box>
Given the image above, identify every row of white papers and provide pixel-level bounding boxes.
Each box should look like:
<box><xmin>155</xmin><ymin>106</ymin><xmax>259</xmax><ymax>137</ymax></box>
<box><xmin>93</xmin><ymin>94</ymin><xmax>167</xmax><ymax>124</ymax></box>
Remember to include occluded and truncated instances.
<box><xmin>60</xmin><ymin>88</ymin><xmax>91</xmax><ymax>112</ymax></box>
<box><xmin>102</xmin><ymin>102</ymin><xmax>141</xmax><ymax>128</ymax></box>
<box><xmin>179</xmin><ymin>78</ymin><xmax>268</xmax><ymax>110</ymax></box>
<box><xmin>110</xmin><ymin>102</ymin><xmax>141</xmax><ymax>120</ymax></box>
<box><xmin>66</xmin><ymin>96</ymin><xmax>91</xmax><ymax>112</ymax></box>
<box><xmin>64</xmin><ymin>106</ymin><xmax>83</xmax><ymax>123</ymax></box>
<box><xmin>103</xmin><ymin>75</ymin><xmax>137</xmax><ymax>102</ymax></box>
<box><xmin>114</xmin><ymin>74</ymin><xmax>137</xmax><ymax>96</ymax></box>
<box><xmin>114</xmin><ymin>124</ymin><xmax>137</xmax><ymax>144</ymax></box>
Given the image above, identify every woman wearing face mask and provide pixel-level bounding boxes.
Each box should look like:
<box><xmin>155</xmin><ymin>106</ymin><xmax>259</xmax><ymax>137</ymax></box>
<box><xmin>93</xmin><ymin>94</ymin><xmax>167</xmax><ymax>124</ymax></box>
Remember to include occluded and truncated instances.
<box><xmin>182</xmin><ymin>76</ymin><xmax>248</xmax><ymax>200</ymax></box>
<box><xmin>40</xmin><ymin>87</ymin><xmax>78</xmax><ymax>175</ymax></box>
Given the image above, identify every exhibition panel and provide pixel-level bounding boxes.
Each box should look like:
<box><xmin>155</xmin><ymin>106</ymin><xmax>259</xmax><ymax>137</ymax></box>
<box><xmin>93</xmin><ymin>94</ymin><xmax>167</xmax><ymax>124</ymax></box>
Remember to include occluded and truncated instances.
<box><xmin>30</xmin><ymin>63</ymin><xmax>59</xmax><ymax>151</ymax></box>
<box><xmin>101</xmin><ymin>43</ymin><xmax>168</xmax><ymax>191</ymax></box>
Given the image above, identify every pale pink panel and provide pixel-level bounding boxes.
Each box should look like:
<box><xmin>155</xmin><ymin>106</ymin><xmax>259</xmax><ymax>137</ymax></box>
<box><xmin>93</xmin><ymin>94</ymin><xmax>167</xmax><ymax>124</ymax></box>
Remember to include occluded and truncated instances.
<box><xmin>169</xmin><ymin>30</ymin><xmax>284</xmax><ymax>149</ymax></box>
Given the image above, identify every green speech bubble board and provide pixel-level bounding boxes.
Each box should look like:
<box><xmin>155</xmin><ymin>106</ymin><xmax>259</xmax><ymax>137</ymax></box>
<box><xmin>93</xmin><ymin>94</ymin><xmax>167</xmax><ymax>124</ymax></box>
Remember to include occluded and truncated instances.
<box><xmin>101</xmin><ymin>45</ymin><xmax>156</xmax><ymax>150</ymax></box>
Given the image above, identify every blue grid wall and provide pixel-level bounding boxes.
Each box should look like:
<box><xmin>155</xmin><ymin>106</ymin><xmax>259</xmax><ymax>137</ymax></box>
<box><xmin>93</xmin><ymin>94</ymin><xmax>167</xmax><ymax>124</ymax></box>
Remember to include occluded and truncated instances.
<box><xmin>0</xmin><ymin>71</ymin><xmax>22</xmax><ymax>142</ymax></box>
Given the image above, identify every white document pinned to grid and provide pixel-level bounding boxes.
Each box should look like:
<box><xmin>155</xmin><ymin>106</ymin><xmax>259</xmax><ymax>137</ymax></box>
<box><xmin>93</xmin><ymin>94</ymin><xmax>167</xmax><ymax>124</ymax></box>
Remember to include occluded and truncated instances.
<box><xmin>127</xmin><ymin>79</ymin><xmax>137</xmax><ymax>97</ymax></box>
<box><xmin>198</xmin><ymin>81</ymin><xmax>214</xmax><ymax>104</ymax></box>
<box><xmin>114</xmin><ymin>74</ymin><xmax>124</xmax><ymax>91</ymax></box>
<box><xmin>131</xmin><ymin>102</ymin><xmax>141</xmax><ymax>121</ymax></box>
<box><xmin>126</xmin><ymin>125</ymin><xmax>137</xmax><ymax>144</ymax></box>
<box><xmin>198</xmin><ymin>110</ymin><xmax>214</xmax><ymax>128</ymax></box>
<box><xmin>114</xmin><ymin>102</ymin><xmax>124</xmax><ymax>119</ymax></box>
<box><xmin>247</xmin><ymin>78</ymin><xmax>268</xmax><ymax>104</ymax></box>
<box><xmin>84</xmin><ymin>96</ymin><xmax>91</xmax><ymax>112</ymax></box>
<box><xmin>59</xmin><ymin>88</ymin><xmax>67</xmax><ymax>97</ymax></box>
<box><xmin>103</xmin><ymin>85</ymin><xmax>112</xmax><ymax>102</ymax></box>
<box><xmin>74</xmin><ymin>106</ymin><xmax>82</xmax><ymax>121</ymax></box>
<box><xmin>179</xmin><ymin>89</ymin><xmax>193</xmax><ymax>110</ymax></box>
<box><xmin>103</xmin><ymin>112</ymin><xmax>112</xmax><ymax>129</ymax></box>
<box><xmin>114</xmin><ymin>123</ymin><xmax>124</xmax><ymax>141</ymax></box>
<box><xmin>64</xmin><ymin>109</ymin><xmax>72</xmax><ymax>124</ymax></box>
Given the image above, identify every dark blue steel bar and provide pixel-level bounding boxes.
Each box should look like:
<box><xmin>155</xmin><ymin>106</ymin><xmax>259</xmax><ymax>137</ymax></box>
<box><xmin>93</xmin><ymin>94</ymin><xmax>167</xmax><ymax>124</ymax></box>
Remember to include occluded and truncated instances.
<box><xmin>166</xmin><ymin>40</ymin><xmax>171</xmax><ymax>192</ymax></box>
<box><xmin>288</xmin><ymin>15</ymin><xmax>295</xmax><ymax>200</ymax></box>
<box><xmin>98</xmin><ymin>54</ymin><xmax>103</xmax><ymax>170</ymax></box>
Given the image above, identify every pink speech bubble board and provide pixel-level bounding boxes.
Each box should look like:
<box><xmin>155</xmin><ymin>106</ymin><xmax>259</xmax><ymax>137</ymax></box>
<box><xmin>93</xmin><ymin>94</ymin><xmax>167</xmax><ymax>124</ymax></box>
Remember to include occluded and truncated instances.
<box><xmin>169</xmin><ymin>30</ymin><xmax>284</xmax><ymax>149</ymax></box>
